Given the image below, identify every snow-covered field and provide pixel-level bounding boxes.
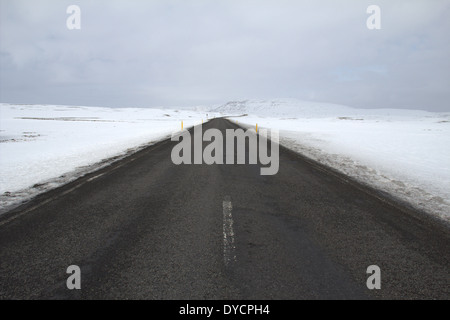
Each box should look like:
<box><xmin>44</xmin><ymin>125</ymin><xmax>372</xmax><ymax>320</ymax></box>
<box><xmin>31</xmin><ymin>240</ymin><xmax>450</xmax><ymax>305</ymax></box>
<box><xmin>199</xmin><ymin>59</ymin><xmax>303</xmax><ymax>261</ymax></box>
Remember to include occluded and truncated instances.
<box><xmin>0</xmin><ymin>103</ymin><xmax>209</xmax><ymax>213</ymax></box>
<box><xmin>217</xmin><ymin>99</ymin><xmax>450</xmax><ymax>222</ymax></box>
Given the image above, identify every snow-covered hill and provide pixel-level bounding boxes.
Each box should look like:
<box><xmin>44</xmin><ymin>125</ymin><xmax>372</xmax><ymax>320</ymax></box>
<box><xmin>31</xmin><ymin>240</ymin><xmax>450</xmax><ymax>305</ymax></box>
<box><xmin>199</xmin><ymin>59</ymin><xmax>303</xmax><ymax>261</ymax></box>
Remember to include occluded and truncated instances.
<box><xmin>212</xmin><ymin>99</ymin><xmax>434</xmax><ymax>119</ymax></box>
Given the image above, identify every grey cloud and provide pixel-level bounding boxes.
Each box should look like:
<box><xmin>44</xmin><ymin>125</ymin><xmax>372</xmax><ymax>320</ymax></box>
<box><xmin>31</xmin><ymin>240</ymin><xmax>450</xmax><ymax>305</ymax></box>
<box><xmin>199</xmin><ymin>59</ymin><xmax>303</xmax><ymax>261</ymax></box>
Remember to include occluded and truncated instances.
<box><xmin>1</xmin><ymin>0</ymin><xmax>449</xmax><ymax>111</ymax></box>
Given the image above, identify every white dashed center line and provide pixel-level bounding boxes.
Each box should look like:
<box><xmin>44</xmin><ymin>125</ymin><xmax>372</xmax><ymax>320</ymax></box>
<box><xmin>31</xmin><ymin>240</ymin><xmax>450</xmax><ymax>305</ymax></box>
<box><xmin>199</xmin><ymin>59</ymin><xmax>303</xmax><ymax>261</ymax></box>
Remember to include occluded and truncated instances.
<box><xmin>223</xmin><ymin>196</ymin><xmax>236</xmax><ymax>266</ymax></box>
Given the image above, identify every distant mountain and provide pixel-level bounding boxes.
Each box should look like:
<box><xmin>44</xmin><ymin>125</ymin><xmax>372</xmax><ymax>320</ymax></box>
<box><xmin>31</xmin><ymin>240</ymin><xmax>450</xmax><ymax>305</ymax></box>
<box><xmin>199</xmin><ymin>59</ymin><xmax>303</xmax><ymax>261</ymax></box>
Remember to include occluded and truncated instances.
<box><xmin>211</xmin><ymin>99</ymin><xmax>355</xmax><ymax>118</ymax></box>
<box><xmin>211</xmin><ymin>99</ymin><xmax>436</xmax><ymax>118</ymax></box>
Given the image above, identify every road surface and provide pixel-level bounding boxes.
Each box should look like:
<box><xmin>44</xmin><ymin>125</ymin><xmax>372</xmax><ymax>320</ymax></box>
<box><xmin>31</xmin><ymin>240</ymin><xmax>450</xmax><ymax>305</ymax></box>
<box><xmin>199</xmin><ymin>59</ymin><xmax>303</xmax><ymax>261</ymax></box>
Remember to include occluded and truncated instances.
<box><xmin>0</xmin><ymin>118</ymin><xmax>448</xmax><ymax>299</ymax></box>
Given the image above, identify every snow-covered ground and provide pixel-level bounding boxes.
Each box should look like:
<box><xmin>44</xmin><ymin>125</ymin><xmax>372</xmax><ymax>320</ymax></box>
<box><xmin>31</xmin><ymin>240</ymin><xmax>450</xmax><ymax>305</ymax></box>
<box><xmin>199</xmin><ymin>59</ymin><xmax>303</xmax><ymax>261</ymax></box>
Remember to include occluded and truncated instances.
<box><xmin>217</xmin><ymin>99</ymin><xmax>450</xmax><ymax>222</ymax></box>
<box><xmin>0</xmin><ymin>103</ymin><xmax>210</xmax><ymax>213</ymax></box>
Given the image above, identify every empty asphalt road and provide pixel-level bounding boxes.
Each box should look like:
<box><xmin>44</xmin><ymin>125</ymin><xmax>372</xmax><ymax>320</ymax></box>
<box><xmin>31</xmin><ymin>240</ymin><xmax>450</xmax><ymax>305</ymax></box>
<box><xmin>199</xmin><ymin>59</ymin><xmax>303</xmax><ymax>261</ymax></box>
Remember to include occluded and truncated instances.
<box><xmin>0</xmin><ymin>118</ymin><xmax>449</xmax><ymax>299</ymax></box>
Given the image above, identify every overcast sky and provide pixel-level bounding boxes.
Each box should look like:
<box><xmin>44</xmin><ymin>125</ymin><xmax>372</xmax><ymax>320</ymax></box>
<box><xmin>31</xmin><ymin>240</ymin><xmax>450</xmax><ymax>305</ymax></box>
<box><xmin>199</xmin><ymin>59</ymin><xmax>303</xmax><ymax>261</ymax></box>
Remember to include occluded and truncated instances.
<box><xmin>1</xmin><ymin>0</ymin><xmax>449</xmax><ymax>111</ymax></box>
